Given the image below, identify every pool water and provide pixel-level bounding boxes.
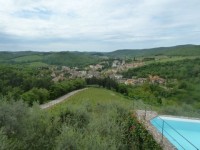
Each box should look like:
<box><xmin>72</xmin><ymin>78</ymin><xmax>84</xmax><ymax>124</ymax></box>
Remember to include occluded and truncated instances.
<box><xmin>151</xmin><ymin>116</ymin><xmax>200</xmax><ymax>150</ymax></box>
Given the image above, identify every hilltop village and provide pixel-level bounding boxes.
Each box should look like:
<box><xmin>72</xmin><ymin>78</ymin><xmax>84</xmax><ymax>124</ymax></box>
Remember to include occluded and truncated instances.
<box><xmin>50</xmin><ymin>58</ymin><xmax>166</xmax><ymax>86</ymax></box>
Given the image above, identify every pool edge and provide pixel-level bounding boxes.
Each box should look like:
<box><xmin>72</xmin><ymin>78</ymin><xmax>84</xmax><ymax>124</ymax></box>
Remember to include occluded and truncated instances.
<box><xmin>159</xmin><ymin>115</ymin><xmax>200</xmax><ymax>123</ymax></box>
<box><xmin>135</xmin><ymin>110</ymin><xmax>177</xmax><ymax>150</ymax></box>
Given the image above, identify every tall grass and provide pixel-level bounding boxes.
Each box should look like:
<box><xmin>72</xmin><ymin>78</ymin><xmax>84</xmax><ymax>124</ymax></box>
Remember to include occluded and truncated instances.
<box><xmin>52</xmin><ymin>100</ymin><xmax>132</xmax><ymax>149</ymax></box>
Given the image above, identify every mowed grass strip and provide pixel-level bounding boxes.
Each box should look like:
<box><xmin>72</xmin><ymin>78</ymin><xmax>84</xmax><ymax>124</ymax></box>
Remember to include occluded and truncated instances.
<box><xmin>48</xmin><ymin>87</ymin><xmax>133</xmax><ymax>115</ymax></box>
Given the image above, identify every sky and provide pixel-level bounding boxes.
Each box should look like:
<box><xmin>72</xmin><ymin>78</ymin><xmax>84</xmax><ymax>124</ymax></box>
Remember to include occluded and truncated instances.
<box><xmin>0</xmin><ymin>0</ymin><xmax>200</xmax><ymax>52</ymax></box>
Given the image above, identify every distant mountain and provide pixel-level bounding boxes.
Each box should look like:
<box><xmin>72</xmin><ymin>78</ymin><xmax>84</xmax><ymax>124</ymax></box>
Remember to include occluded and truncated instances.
<box><xmin>107</xmin><ymin>44</ymin><xmax>200</xmax><ymax>58</ymax></box>
<box><xmin>1</xmin><ymin>44</ymin><xmax>200</xmax><ymax>66</ymax></box>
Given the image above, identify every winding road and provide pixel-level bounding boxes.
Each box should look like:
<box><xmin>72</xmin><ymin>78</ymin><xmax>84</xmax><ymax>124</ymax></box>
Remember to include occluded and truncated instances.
<box><xmin>40</xmin><ymin>88</ymin><xmax>87</xmax><ymax>109</ymax></box>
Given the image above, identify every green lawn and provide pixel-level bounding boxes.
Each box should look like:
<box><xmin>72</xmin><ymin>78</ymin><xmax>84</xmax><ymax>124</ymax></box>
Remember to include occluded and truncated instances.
<box><xmin>48</xmin><ymin>87</ymin><xmax>133</xmax><ymax>115</ymax></box>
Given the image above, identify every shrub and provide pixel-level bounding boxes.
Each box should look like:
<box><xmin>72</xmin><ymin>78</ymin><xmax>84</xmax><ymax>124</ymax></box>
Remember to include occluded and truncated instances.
<box><xmin>0</xmin><ymin>100</ymin><xmax>60</xmax><ymax>150</ymax></box>
<box><xmin>125</xmin><ymin>113</ymin><xmax>162</xmax><ymax>150</ymax></box>
<box><xmin>22</xmin><ymin>88</ymin><xmax>49</xmax><ymax>105</ymax></box>
<box><xmin>59</xmin><ymin>107</ymin><xmax>90</xmax><ymax>129</ymax></box>
<box><xmin>0</xmin><ymin>128</ymin><xmax>17</xmax><ymax>150</ymax></box>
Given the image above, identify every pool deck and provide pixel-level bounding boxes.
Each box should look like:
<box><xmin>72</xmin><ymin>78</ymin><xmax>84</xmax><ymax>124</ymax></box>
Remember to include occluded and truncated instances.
<box><xmin>135</xmin><ymin>110</ymin><xmax>176</xmax><ymax>150</ymax></box>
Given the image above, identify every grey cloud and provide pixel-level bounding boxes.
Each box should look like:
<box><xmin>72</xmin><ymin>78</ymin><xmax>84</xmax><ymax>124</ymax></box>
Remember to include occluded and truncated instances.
<box><xmin>0</xmin><ymin>0</ymin><xmax>200</xmax><ymax>51</ymax></box>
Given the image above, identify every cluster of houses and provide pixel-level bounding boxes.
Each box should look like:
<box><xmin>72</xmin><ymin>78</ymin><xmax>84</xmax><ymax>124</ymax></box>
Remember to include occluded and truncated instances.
<box><xmin>111</xmin><ymin>60</ymin><xmax>144</xmax><ymax>72</ymax></box>
<box><xmin>122</xmin><ymin>75</ymin><xmax>166</xmax><ymax>86</ymax></box>
<box><xmin>51</xmin><ymin>65</ymin><xmax>102</xmax><ymax>82</ymax></box>
<box><xmin>50</xmin><ymin>59</ymin><xmax>165</xmax><ymax>86</ymax></box>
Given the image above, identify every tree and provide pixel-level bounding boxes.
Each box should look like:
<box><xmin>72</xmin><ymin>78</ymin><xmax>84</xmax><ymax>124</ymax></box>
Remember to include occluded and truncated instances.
<box><xmin>22</xmin><ymin>88</ymin><xmax>49</xmax><ymax>105</ymax></box>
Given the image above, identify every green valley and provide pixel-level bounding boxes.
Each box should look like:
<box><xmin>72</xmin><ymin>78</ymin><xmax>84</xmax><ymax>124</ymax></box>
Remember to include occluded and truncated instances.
<box><xmin>1</xmin><ymin>44</ymin><xmax>200</xmax><ymax>150</ymax></box>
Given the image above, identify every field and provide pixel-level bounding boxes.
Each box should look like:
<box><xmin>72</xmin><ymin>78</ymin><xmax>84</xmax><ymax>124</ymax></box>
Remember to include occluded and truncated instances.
<box><xmin>27</xmin><ymin>62</ymin><xmax>49</xmax><ymax>68</ymax></box>
<box><xmin>12</xmin><ymin>55</ymin><xmax>43</xmax><ymax>62</ymax></box>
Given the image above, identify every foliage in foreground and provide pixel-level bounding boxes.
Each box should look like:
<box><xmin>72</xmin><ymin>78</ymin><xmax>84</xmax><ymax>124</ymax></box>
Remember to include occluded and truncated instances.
<box><xmin>0</xmin><ymin>100</ymin><xmax>59</xmax><ymax>150</ymax></box>
<box><xmin>0</xmin><ymin>94</ymin><xmax>161</xmax><ymax>150</ymax></box>
<box><xmin>126</xmin><ymin>113</ymin><xmax>162</xmax><ymax>150</ymax></box>
<box><xmin>53</xmin><ymin>101</ymin><xmax>161</xmax><ymax>150</ymax></box>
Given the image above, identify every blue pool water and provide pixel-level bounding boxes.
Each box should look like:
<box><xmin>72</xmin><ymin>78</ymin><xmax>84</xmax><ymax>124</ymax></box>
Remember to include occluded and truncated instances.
<box><xmin>151</xmin><ymin>116</ymin><xmax>200</xmax><ymax>150</ymax></box>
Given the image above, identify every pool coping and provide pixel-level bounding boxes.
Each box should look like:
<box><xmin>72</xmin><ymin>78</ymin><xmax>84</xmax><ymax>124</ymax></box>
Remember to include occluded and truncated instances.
<box><xmin>135</xmin><ymin>110</ymin><xmax>177</xmax><ymax>150</ymax></box>
<box><xmin>159</xmin><ymin>115</ymin><xmax>200</xmax><ymax>122</ymax></box>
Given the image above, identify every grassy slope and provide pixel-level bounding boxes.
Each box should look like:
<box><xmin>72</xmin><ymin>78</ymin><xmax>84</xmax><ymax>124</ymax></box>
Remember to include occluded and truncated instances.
<box><xmin>49</xmin><ymin>87</ymin><xmax>133</xmax><ymax>115</ymax></box>
<box><xmin>47</xmin><ymin>88</ymin><xmax>133</xmax><ymax>149</ymax></box>
<box><xmin>27</xmin><ymin>62</ymin><xmax>49</xmax><ymax>68</ymax></box>
<box><xmin>12</xmin><ymin>55</ymin><xmax>43</xmax><ymax>62</ymax></box>
<box><xmin>47</xmin><ymin>88</ymin><xmax>161</xmax><ymax>150</ymax></box>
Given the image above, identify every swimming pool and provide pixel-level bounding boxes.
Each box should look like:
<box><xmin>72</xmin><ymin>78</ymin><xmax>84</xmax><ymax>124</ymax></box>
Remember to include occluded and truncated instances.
<box><xmin>151</xmin><ymin>116</ymin><xmax>200</xmax><ymax>150</ymax></box>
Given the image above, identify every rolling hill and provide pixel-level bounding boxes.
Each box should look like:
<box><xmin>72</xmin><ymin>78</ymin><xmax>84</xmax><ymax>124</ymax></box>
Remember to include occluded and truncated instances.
<box><xmin>0</xmin><ymin>51</ymin><xmax>101</xmax><ymax>67</ymax></box>
<box><xmin>0</xmin><ymin>44</ymin><xmax>200</xmax><ymax>66</ymax></box>
<box><xmin>107</xmin><ymin>44</ymin><xmax>200</xmax><ymax>58</ymax></box>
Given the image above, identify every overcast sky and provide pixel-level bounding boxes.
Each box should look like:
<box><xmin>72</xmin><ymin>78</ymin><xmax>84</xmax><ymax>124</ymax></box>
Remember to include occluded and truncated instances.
<box><xmin>0</xmin><ymin>0</ymin><xmax>200</xmax><ymax>52</ymax></box>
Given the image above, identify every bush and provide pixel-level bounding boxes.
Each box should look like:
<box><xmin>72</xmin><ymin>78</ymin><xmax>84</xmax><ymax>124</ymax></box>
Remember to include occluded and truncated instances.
<box><xmin>59</xmin><ymin>107</ymin><xmax>90</xmax><ymax>128</ymax></box>
<box><xmin>0</xmin><ymin>100</ymin><xmax>60</xmax><ymax>150</ymax></box>
<box><xmin>0</xmin><ymin>128</ymin><xmax>16</xmax><ymax>150</ymax></box>
<box><xmin>0</xmin><ymin>100</ymin><xmax>28</xmax><ymax>137</ymax></box>
<box><xmin>0</xmin><ymin>95</ymin><xmax>161</xmax><ymax>150</ymax></box>
<box><xmin>22</xmin><ymin>88</ymin><xmax>49</xmax><ymax>105</ymax></box>
<box><xmin>55</xmin><ymin>126</ymin><xmax>81</xmax><ymax>150</ymax></box>
<box><xmin>126</xmin><ymin>113</ymin><xmax>162</xmax><ymax>150</ymax></box>
<box><xmin>50</xmin><ymin>79</ymin><xmax>86</xmax><ymax>99</ymax></box>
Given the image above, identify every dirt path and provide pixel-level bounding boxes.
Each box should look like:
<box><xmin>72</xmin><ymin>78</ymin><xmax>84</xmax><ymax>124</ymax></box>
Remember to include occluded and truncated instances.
<box><xmin>40</xmin><ymin>88</ymin><xmax>87</xmax><ymax>109</ymax></box>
